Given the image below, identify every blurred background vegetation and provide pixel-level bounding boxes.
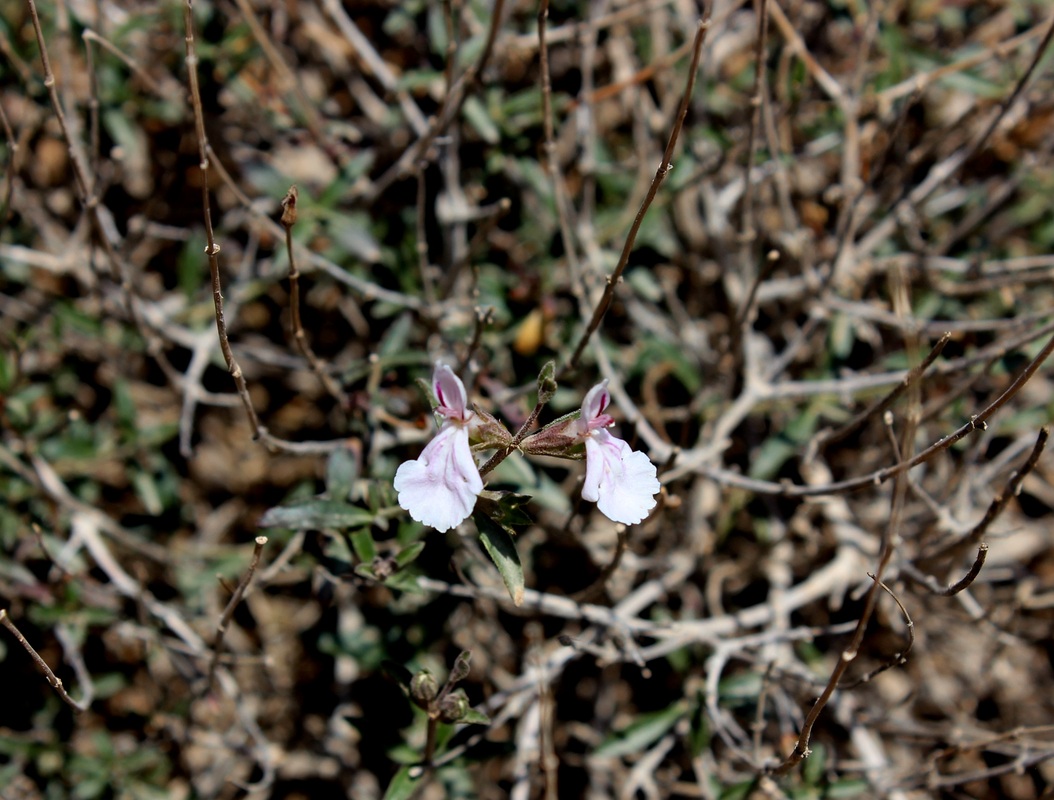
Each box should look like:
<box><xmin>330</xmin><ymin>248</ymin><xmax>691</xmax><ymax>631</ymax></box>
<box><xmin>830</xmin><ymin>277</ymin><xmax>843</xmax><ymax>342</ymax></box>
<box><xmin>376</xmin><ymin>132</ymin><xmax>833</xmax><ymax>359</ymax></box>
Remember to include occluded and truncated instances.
<box><xmin>2</xmin><ymin>0</ymin><xmax>1054</xmax><ymax>797</ymax></box>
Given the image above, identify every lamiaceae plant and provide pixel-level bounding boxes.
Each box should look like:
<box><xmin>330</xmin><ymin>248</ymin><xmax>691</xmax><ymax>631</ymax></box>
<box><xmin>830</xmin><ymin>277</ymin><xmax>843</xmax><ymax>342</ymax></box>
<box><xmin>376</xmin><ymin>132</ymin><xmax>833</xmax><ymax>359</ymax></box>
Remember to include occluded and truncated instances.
<box><xmin>394</xmin><ymin>363</ymin><xmax>660</xmax><ymax>532</ymax></box>
<box><xmin>393</xmin><ymin>363</ymin><xmax>487</xmax><ymax>532</ymax></box>
<box><xmin>571</xmin><ymin>380</ymin><xmax>661</xmax><ymax>525</ymax></box>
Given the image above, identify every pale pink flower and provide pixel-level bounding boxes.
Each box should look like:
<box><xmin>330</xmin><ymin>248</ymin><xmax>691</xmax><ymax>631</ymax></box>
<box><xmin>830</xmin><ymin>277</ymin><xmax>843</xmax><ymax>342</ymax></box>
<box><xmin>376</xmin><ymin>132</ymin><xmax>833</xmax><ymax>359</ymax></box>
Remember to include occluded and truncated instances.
<box><xmin>577</xmin><ymin>381</ymin><xmax>660</xmax><ymax>525</ymax></box>
<box><xmin>394</xmin><ymin>363</ymin><xmax>483</xmax><ymax>532</ymax></box>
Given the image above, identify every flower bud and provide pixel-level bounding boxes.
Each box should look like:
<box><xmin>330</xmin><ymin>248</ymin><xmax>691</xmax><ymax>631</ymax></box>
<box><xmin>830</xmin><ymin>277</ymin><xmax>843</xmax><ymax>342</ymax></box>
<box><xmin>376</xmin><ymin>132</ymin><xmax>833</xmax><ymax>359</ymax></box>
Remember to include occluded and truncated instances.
<box><xmin>437</xmin><ymin>689</ymin><xmax>470</xmax><ymax>723</ymax></box>
<box><xmin>518</xmin><ymin>412</ymin><xmax>584</xmax><ymax>459</ymax></box>
<box><xmin>410</xmin><ymin>670</ymin><xmax>439</xmax><ymax>708</ymax></box>
<box><xmin>536</xmin><ymin>361</ymin><xmax>558</xmax><ymax>404</ymax></box>
<box><xmin>469</xmin><ymin>406</ymin><xmax>515</xmax><ymax>450</ymax></box>
<box><xmin>448</xmin><ymin>651</ymin><xmax>472</xmax><ymax>685</ymax></box>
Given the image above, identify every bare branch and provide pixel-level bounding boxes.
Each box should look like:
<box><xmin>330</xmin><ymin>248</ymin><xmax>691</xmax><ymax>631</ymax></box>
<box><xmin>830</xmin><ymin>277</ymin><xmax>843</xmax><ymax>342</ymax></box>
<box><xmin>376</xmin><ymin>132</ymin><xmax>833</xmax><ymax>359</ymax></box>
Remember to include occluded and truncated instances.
<box><xmin>0</xmin><ymin>608</ymin><xmax>88</xmax><ymax>712</ymax></box>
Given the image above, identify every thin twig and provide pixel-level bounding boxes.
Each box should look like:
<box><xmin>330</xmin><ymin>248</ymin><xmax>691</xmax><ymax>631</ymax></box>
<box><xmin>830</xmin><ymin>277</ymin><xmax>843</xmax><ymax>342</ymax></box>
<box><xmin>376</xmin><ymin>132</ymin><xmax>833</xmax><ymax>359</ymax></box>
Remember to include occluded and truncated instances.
<box><xmin>458</xmin><ymin>306</ymin><xmax>492</xmax><ymax>374</ymax></box>
<box><xmin>537</xmin><ymin>0</ymin><xmax>586</xmax><ymax>319</ymax></box>
<box><xmin>281</xmin><ymin>186</ymin><xmax>349</xmax><ymax>408</ymax></box>
<box><xmin>320</xmin><ymin>0</ymin><xmax>429</xmax><ymax>136</ymax></box>
<box><xmin>478</xmin><ymin>392</ymin><xmax>548</xmax><ymax>478</ymax></box>
<box><xmin>953</xmin><ymin>12</ymin><xmax>1054</xmax><ymax>194</ymax></box>
<box><xmin>415</xmin><ymin>164</ymin><xmax>437</xmax><ymax>304</ymax></box>
<box><xmin>736</xmin><ymin>0</ymin><xmax>770</xmax><ymax>284</ymax></box>
<box><xmin>208</xmin><ymin>536</ymin><xmax>268</xmax><ymax>690</ymax></box>
<box><xmin>674</xmin><ymin>324</ymin><xmax>1054</xmax><ymax>495</ymax></box>
<box><xmin>938</xmin><ymin>544</ymin><xmax>989</xmax><ymax>597</ymax></box>
<box><xmin>0</xmin><ymin>608</ymin><xmax>87</xmax><ymax>712</ymax></box>
<box><xmin>183</xmin><ymin>3</ymin><xmax>347</xmax><ymax>454</ymax></box>
<box><xmin>920</xmin><ymin>427</ymin><xmax>1048</xmax><ymax>565</ymax></box>
<box><xmin>231</xmin><ymin>0</ymin><xmax>336</xmax><ymax>157</ymax></box>
<box><xmin>771</xmin><ymin>351</ymin><xmax>919</xmax><ymax>776</ymax></box>
<box><xmin>184</xmin><ymin>2</ymin><xmax>265</xmax><ymax>437</ymax></box>
<box><xmin>564</xmin><ymin>19</ymin><xmax>709</xmax><ymax>375</ymax></box>
<box><xmin>356</xmin><ymin>0</ymin><xmax>507</xmax><ymax>204</ymax></box>
<box><xmin>82</xmin><ymin>29</ymin><xmax>170</xmax><ymax>99</ymax></box>
<box><xmin>875</xmin><ymin>18</ymin><xmax>1052</xmax><ymax>107</ymax></box>
<box><xmin>812</xmin><ymin>332</ymin><xmax>951</xmax><ymax>451</ymax></box>
<box><xmin>0</xmin><ymin>98</ymin><xmax>16</xmax><ymax>224</ymax></box>
<box><xmin>839</xmin><ymin>575</ymin><xmax>915</xmax><ymax>690</ymax></box>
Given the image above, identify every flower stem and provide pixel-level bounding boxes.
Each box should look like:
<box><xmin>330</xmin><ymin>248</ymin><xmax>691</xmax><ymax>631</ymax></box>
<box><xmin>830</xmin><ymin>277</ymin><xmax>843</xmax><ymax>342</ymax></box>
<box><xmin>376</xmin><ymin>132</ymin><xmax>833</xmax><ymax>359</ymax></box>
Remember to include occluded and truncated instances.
<box><xmin>478</xmin><ymin>399</ymin><xmax>545</xmax><ymax>477</ymax></box>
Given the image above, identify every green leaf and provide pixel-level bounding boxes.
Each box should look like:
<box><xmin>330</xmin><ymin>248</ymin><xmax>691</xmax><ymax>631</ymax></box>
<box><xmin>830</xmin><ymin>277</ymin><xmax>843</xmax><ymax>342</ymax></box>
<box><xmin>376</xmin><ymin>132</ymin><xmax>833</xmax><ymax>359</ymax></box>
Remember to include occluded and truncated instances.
<box><xmin>463</xmin><ymin>95</ymin><xmax>500</xmax><ymax>144</ymax></box>
<box><xmin>687</xmin><ymin>691</ymin><xmax>710</xmax><ymax>758</ymax></box>
<box><xmin>460</xmin><ymin>707</ymin><xmax>491</xmax><ymax>726</ymax></box>
<box><xmin>801</xmin><ymin>742</ymin><xmax>827</xmax><ymax>788</ymax></box>
<box><xmin>259</xmin><ymin>500</ymin><xmax>374</xmax><ymax>530</ymax></box>
<box><xmin>382</xmin><ymin>765</ymin><xmax>421</xmax><ymax>800</ymax></box>
<box><xmin>384</xmin><ymin>569</ymin><xmax>424</xmax><ymax>592</ymax></box>
<box><xmin>349</xmin><ymin>528</ymin><xmax>376</xmax><ymax>563</ymax></box>
<box><xmin>822</xmin><ymin>778</ymin><xmax>871</xmax><ymax>798</ymax></box>
<box><xmin>394</xmin><ymin>541</ymin><xmax>425</xmax><ymax>568</ymax></box>
<box><xmin>747</xmin><ymin>437</ymin><xmax>796</xmax><ymax>481</ymax></box>
<box><xmin>536</xmin><ymin>360</ymin><xmax>557</xmax><ymax>403</ymax></box>
<box><xmin>380</xmin><ymin>312</ymin><xmax>415</xmax><ymax>359</ymax></box>
<box><xmin>476</xmin><ymin>490</ymin><xmax>534</xmax><ymax>528</ymax></box>
<box><xmin>593</xmin><ymin>701</ymin><xmax>689</xmax><ymax>759</ymax></box>
<box><xmin>326</xmin><ymin>446</ymin><xmax>359</xmax><ymax>502</ymax></box>
<box><xmin>131</xmin><ymin>470</ymin><xmax>163</xmax><ymax>516</ymax></box>
<box><xmin>474</xmin><ymin>513</ymin><xmax>524</xmax><ymax>606</ymax></box>
<box><xmin>719</xmin><ymin>780</ymin><xmax>756</xmax><ymax>800</ymax></box>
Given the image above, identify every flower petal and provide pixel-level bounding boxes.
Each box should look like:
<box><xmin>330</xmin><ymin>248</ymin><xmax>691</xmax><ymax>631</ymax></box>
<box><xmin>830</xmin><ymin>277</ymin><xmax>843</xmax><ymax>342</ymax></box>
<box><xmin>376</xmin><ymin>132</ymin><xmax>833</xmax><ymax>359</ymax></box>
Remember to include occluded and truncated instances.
<box><xmin>394</xmin><ymin>423</ymin><xmax>483</xmax><ymax>532</ymax></box>
<box><xmin>433</xmin><ymin>362</ymin><xmax>469</xmax><ymax>420</ymax></box>
<box><xmin>580</xmin><ymin>380</ymin><xmax>610</xmax><ymax>423</ymax></box>
<box><xmin>583</xmin><ymin>430</ymin><xmax>659</xmax><ymax>524</ymax></box>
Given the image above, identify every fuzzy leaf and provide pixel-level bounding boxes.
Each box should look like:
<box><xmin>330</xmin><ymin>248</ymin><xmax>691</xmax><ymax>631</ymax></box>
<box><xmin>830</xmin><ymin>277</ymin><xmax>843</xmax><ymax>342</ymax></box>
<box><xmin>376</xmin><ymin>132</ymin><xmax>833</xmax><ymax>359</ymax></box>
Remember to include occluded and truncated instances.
<box><xmin>382</xmin><ymin>766</ymin><xmax>420</xmax><ymax>800</ymax></box>
<box><xmin>394</xmin><ymin>541</ymin><xmax>425</xmax><ymax>568</ymax></box>
<box><xmin>460</xmin><ymin>707</ymin><xmax>491</xmax><ymax>726</ymax></box>
<box><xmin>326</xmin><ymin>446</ymin><xmax>359</xmax><ymax>502</ymax></box>
<box><xmin>260</xmin><ymin>500</ymin><xmax>374</xmax><ymax>530</ymax></box>
<box><xmin>349</xmin><ymin>528</ymin><xmax>376</xmax><ymax>563</ymax></box>
<box><xmin>593</xmin><ymin>701</ymin><xmax>688</xmax><ymax>759</ymax></box>
<box><xmin>474</xmin><ymin>513</ymin><xmax>524</xmax><ymax>606</ymax></box>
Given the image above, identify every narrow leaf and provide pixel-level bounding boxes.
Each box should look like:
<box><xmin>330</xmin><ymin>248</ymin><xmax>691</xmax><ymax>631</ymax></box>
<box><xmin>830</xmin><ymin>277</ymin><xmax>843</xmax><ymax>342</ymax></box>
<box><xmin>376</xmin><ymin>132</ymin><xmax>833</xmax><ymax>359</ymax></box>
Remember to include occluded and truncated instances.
<box><xmin>474</xmin><ymin>513</ymin><xmax>525</xmax><ymax>606</ymax></box>
<box><xmin>382</xmin><ymin>765</ymin><xmax>420</xmax><ymax>800</ymax></box>
<box><xmin>394</xmin><ymin>541</ymin><xmax>425</xmax><ymax>568</ymax></box>
<box><xmin>460</xmin><ymin>707</ymin><xmax>491</xmax><ymax>726</ymax></box>
<box><xmin>350</xmin><ymin>528</ymin><xmax>377</xmax><ymax>563</ymax></box>
<box><xmin>593</xmin><ymin>701</ymin><xmax>689</xmax><ymax>759</ymax></box>
<box><xmin>260</xmin><ymin>500</ymin><xmax>374</xmax><ymax>530</ymax></box>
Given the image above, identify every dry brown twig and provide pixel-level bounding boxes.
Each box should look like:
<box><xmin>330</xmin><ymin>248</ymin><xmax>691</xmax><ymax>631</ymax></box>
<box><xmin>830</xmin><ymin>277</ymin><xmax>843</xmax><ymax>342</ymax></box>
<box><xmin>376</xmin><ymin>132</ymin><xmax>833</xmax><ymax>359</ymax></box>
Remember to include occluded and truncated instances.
<box><xmin>810</xmin><ymin>332</ymin><xmax>951</xmax><ymax>453</ymax></box>
<box><xmin>354</xmin><ymin>0</ymin><xmax>508</xmax><ymax>205</ymax></box>
<box><xmin>208</xmin><ymin>535</ymin><xmax>268</xmax><ymax>691</ymax></box>
<box><xmin>918</xmin><ymin>426</ymin><xmax>1049</xmax><ymax>567</ymax></box>
<box><xmin>769</xmin><ymin>380</ymin><xmax>917</xmax><ymax>776</ymax></box>
<box><xmin>182</xmin><ymin>2</ymin><xmax>348</xmax><ymax>455</ymax></box>
<box><xmin>281</xmin><ymin>186</ymin><xmax>349</xmax><ymax>408</ymax></box>
<box><xmin>0</xmin><ymin>608</ymin><xmax>89</xmax><ymax>712</ymax></box>
<box><xmin>0</xmin><ymin>96</ymin><xmax>16</xmax><ymax>224</ymax></box>
<box><xmin>671</xmin><ymin>321</ymin><xmax>1054</xmax><ymax>494</ymax></box>
<box><xmin>564</xmin><ymin>18</ymin><xmax>710</xmax><ymax>375</ymax></box>
<box><xmin>537</xmin><ymin>0</ymin><xmax>587</xmax><ymax>319</ymax></box>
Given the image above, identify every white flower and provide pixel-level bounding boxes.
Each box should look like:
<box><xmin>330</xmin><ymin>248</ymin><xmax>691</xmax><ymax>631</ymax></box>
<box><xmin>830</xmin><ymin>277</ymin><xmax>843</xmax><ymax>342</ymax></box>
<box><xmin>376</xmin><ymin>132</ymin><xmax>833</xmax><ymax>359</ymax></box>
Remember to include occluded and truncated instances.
<box><xmin>394</xmin><ymin>363</ymin><xmax>483</xmax><ymax>532</ymax></box>
<box><xmin>577</xmin><ymin>381</ymin><xmax>660</xmax><ymax>525</ymax></box>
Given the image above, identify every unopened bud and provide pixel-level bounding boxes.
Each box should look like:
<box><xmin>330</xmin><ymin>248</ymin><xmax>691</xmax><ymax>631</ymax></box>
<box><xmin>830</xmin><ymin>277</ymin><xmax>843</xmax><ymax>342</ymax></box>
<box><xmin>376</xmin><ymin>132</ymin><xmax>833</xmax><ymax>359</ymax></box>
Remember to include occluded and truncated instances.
<box><xmin>281</xmin><ymin>185</ymin><xmax>298</xmax><ymax>228</ymax></box>
<box><xmin>469</xmin><ymin>407</ymin><xmax>514</xmax><ymax>449</ymax></box>
<box><xmin>410</xmin><ymin>670</ymin><xmax>439</xmax><ymax>708</ymax></box>
<box><xmin>519</xmin><ymin>412</ymin><xmax>583</xmax><ymax>459</ymax></box>
<box><xmin>449</xmin><ymin>651</ymin><xmax>472</xmax><ymax>685</ymax></box>
<box><xmin>437</xmin><ymin>689</ymin><xmax>469</xmax><ymax>723</ymax></box>
<box><xmin>537</xmin><ymin>361</ymin><xmax>557</xmax><ymax>404</ymax></box>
